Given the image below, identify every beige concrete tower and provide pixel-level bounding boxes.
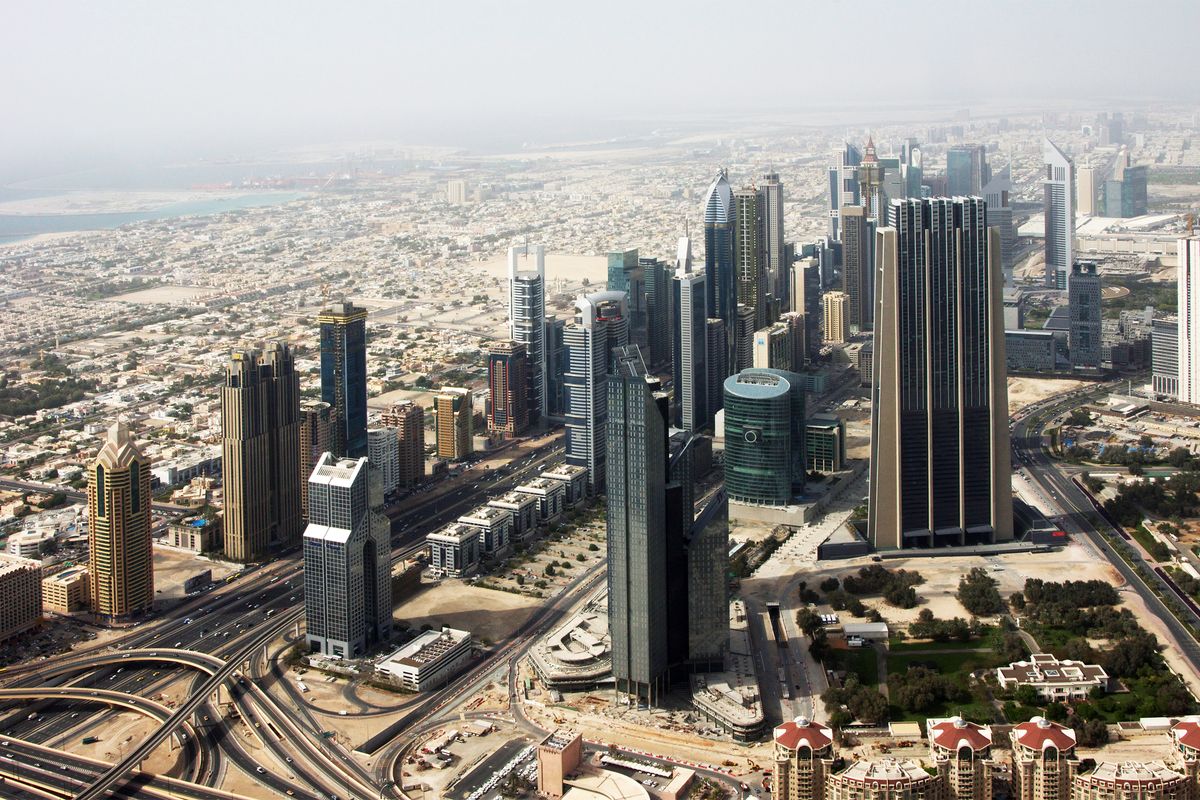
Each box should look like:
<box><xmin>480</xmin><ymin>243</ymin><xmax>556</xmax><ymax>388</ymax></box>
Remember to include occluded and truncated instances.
<box><xmin>433</xmin><ymin>388</ymin><xmax>473</xmax><ymax>461</ymax></box>
<box><xmin>382</xmin><ymin>401</ymin><xmax>425</xmax><ymax>489</ymax></box>
<box><xmin>299</xmin><ymin>400</ymin><xmax>334</xmax><ymax>519</ymax></box>
<box><xmin>88</xmin><ymin>421</ymin><xmax>153</xmax><ymax>622</ymax></box>
<box><xmin>823</xmin><ymin>291</ymin><xmax>849</xmax><ymax>344</ymax></box>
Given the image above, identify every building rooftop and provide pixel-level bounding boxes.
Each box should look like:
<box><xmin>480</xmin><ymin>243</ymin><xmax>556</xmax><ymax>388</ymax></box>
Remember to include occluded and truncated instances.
<box><xmin>427</xmin><ymin>523</ymin><xmax>480</xmax><ymax>544</ymax></box>
<box><xmin>377</xmin><ymin>627</ymin><xmax>470</xmax><ymax>669</ymax></box>
<box><xmin>997</xmin><ymin>654</ymin><xmax>1107</xmax><ymax>686</ymax></box>
<box><xmin>1011</xmin><ymin>716</ymin><xmax>1078</xmax><ymax>751</ymax></box>
<box><xmin>773</xmin><ymin>717</ymin><xmax>833</xmax><ymax>752</ymax></box>
<box><xmin>927</xmin><ymin>716</ymin><xmax>993</xmax><ymax>752</ymax></box>
<box><xmin>309</xmin><ymin>453</ymin><xmax>366</xmax><ymax>488</ymax></box>
<box><xmin>539</xmin><ymin>729</ymin><xmax>580</xmax><ymax>753</ymax></box>
<box><xmin>1078</xmin><ymin>761</ymin><xmax>1185</xmax><ymax>786</ymax></box>
<box><xmin>45</xmin><ymin>566</ymin><xmax>87</xmax><ymax>583</ymax></box>
<box><xmin>834</xmin><ymin>759</ymin><xmax>934</xmax><ymax>784</ymax></box>
<box><xmin>458</xmin><ymin>504</ymin><xmax>509</xmax><ymax>525</ymax></box>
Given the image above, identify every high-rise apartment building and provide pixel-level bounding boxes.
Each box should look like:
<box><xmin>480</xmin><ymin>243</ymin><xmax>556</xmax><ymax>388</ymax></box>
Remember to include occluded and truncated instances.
<box><xmin>299</xmin><ymin>400</ymin><xmax>334</xmax><ymax>519</ymax></box>
<box><xmin>781</xmin><ymin>311</ymin><xmax>808</xmax><ymax>372</ymax></box>
<box><xmin>487</xmin><ymin>340</ymin><xmax>529</xmax><ymax>438</ymax></box>
<box><xmin>1010</xmin><ymin>718</ymin><xmax>1079</xmax><ymax>800</ymax></box>
<box><xmin>381</xmin><ymin>401</ymin><xmax>424</xmax><ymax>489</ymax></box>
<box><xmin>760</xmin><ymin>172</ymin><xmax>787</xmax><ymax>309</ymax></box>
<box><xmin>608</xmin><ymin>249</ymin><xmax>646</xmax><ymax>350</ymax></box>
<box><xmin>446</xmin><ymin>179</ymin><xmax>468</xmax><ymax>204</ymax></box>
<box><xmin>1044</xmin><ymin>139</ymin><xmax>1076</xmax><ymax>290</ymax></box>
<box><xmin>607</xmin><ymin>345</ymin><xmax>669</xmax><ymax>703</ymax></box>
<box><xmin>1077</xmin><ymin>166</ymin><xmax>1098</xmax><ymax>217</ymax></box>
<box><xmin>734</xmin><ymin>186</ymin><xmax>768</xmax><ymax>331</ymax></box>
<box><xmin>221</xmin><ymin>344</ymin><xmax>303</xmax><ymax>562</ymax></box>
<box><xmin>508</xmin><ymin>243</ymin><xmax>547</xmax><ymax>422</ymax></box>
<box><xmin>1179</xmin><ymin>237</ymin><xmax>1200</xmax><ymax>405</ymax></box>
<box><xmin>723</xmin><ymin>369</ymin><xmax>806</xmax><ymax>506</ymax></box>
<box><xmin>753</xmin><ymin>321</ymin><xmax>793</xmax><ymax>371</ymax></box>
<box><xmin>366</xmin><ymin>427</ymin><xmax>400</xmax><ymax>498</ymax></box>
<box><xmin>840</xmin><ymin>205</ymin><xmax>872</xmax><ymax>332</ymax></box>
<box><xmin>1069</xmin><ymin>262</ymin><xmax>1102</xmax><ymax>369</ymax></box>
<box><xmin>563</xmin><ymin>291</ymin><xmax>629</xmax><ymax>494</ymax></box>
<box><xmin>828</xmin><ymin>142</ymin><xmax>863</xmax><ymax>240</ymax></box>
<box><xmin>88</xmin><ymin>422</ymin><xmax>154</xmax><ymax>622</ymax></box>
<box><xmin>1152</xmin><ymin>317</ymin><xmax>1179</xmax><ymax>399</ymax></box>
<box><xmin>673</xmin><ymin>236</ymin><xmax>709</xmax><ymax>432</ymax></box>
<box><xmin>869</xmin><ymin>198</ymin><xmax>1013</xmax><ymax>549</ymax></box>
<box><xmin>433</xmin><ymin>388</ymin><xmax>474</xmax><ymax>461</ymax></box>
<box><xmin>773</xmin><ymin>718</ymin><xmax>835</xmax><ymax>800</ymax></box>
<box><xmin>303</xmin><ymin>454</ymin><xmax>391</xmax><ymax>659</ymax></box>
<box><xmin>928</xmin><ymin>717</ymin><xmax>998</xmax><ymax>800</ymax></box>
<box><xmin>823</xmin><ymin>291</ymin><xmax>849</xmax><ymax>344</ymax></box>
<box><xmin>947</xmin><ymin>145</ymin><xmax>990</xmax><ymax>196</ymax></box>
<box><xmin>0</xmin><ymin>555</ymin><xmax>41</xmax><ymax>641</ymax></box>
<box><xmin>319</xmin><ymin>301</ymin><xmax>369</xmax><ymax>457</ymax></box>
<box><xmin>545</xmin><ymin>316</ymin><xmax>567</xmax><ymax>417</ymax></box>
<box><xmin>704</xmin><ymin>169</ymin><xmax>737</xmax><ymax>334</ymax></box>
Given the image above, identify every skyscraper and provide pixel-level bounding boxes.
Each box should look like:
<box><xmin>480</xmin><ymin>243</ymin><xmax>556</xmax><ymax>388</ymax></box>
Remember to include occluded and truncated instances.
<box><xmin>367</xmin><ymin>427</ymin><xmax>400</xmax><ymax>498</ymax></box>
<box><xmin>381</xmin><ymin>401</ymin><xmax>424</xmax><ymax>489</ymax></box>
<box><xmin>1044</xmin><ymin>139</ymin><xmax>1076</xmax><ymax>290</ymax></box>
<box><xmin>735</xmin><ymin>304</ymin><xmax>756</xmax><ymax>372</ymax></box>
<box><xmin>840</xmin><ymin>205</ymin><xmax>872</xmax><ymax>332</ymax></box>
<box><xmin>299</xmin><ymin>400</ymin><xmax>334</xmax><ymax>520</ymax></box>
<box><xmin>734</xmin><ymin>186</ymin><xmax>767</xmax><ymax>331</ymax></box>
<box><xmin>1152</xmin><ymin>317</ymin><xmax>1179</xmax><ymax>399</ymax></box>
<box><xmin>828</xmin><ymin>142</ymin><xmax>863</xmax><ymax>240</ymax></box>
<box><xmin>722</xmin><ymin>369</ymin><xmax>807</xmax><ymax>506</ymax></box>
<box><xmin>823</xmin><ymin>291</ymin><xmax>849</xmax><ymax>344</ymax></box>
<box><xmin>703</xmin><ymin>170</ymin><xmax>736</xmax><ymax>345</ymax></box>
<box><xmin>752</xmin><ymin>321</ymin><xmax>793</xmax><ymax>371</ymax></box>
<box><xmin>433</xmin><ymin>388</ymin><xmax>473</xmax><ymax>460</ymax></box>
<box><xmin>508</xmin><ymin>243</ymin><xmax>547</xmax><ymax>422</ymax></box>
<box><xmin>946</xmin><ymin>145</ymin><xmax>990</xmax><ymax>196</ymax></box>
<box><xmin>673</xmin><ymin>236</ymin><xmax>709</xmax><ymax>432</ymax></box>
<box><xmin>869</xmin><ymin>198</ymin><xmax>1013</xmax><ymax>549</ymax></box>
<box><xmin>319</xmin><ymin>301</ymin><xmax>368</xmax><ymax>457</ymax></box>
<box><xmin>1069</xmin><ymin>261</ymin><xmax>1102</xmax><ymax>369</ymax></box>
<box><xmin>303</xmin><ymin>453</ymin><xmax>391</xmax><ymax>658</ymax></box>
<box><xmin>607</xmin><ymin>249</ymin><xmax>646</xmax><ymax>349</ymax></box>
<box><xmin>1178</xmin><ymin>237</ymin><xmax>1200</xmax><ymax>405</ymax></box>
<box><xmin>857</xmin><ymin>138</ymin><xmax>885</xmax><ymax>223</ymax></box>
<box><xmin>982</xmin><ymin>166</ymin><xmax>1015</xmax><ymax>271</ymax></box>
<box><xmin>544</xmin><ymin>316</ymin><xmax>566</xmax><ymax>417</ymax></box>
<box><xmin>643</xmin><ymin>255</ymin><xmax>673</xmax><ymax>369</ymax></box>
<box><xmin>221</xmin><ymin>344</ymin><xmax>302</xmax><ymax>562</ymax></box>
<box><xmin>706</xmin><ymin>318</ymin><xmax>727</xmax><ymax>419</ymax></box>
<box><xmin>607</xmin><ymin>344</ymin><xmax>669</xmax><ymax>703</ymax></box>
<box><xmin>88</xmin><ymin>421</ymin><xmax>153</xmax><ymax>622</ymax></box>
<box><xmin>487</xmin><ymin>340</ymin><xmax>529</xmax><ymax>437</ymax></box>
<box><xmin>563</xmin><ymin>291</ymin><xmax>628</xmax><ymax>494</ymax></box>
<box><xmin>1102</xmin><ymin>148</ymin><xmax>1148</xmax><ymax>218</ymax></box>
<box><xmin>759</xmin><ymin>172</ymin><xmax>787</xmax><ymax>310</ymax></box>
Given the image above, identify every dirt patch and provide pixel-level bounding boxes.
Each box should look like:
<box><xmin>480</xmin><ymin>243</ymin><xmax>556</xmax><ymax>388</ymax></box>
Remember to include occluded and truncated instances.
<box><xmin>1008</xmin><ymin>376</ymin><xmax>1094</xmax><ymax>416</ymax></box>
<box><xmin>394</xmin><ymin>581</ymin><xmax>541</xmax><ymax>643</ymax></box>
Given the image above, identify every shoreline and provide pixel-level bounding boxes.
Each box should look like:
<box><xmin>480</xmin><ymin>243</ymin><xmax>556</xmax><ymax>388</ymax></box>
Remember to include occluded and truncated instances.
<box><xmin>0</xmin><ymin>188</ymin><xmax>305</xmax><ymax>216</ymax></box>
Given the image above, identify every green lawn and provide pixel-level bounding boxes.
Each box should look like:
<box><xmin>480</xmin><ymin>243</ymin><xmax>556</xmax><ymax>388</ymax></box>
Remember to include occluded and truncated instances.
<box><xmin>888</xmin><ymin>650</ymin><xmax>1008</xmax><ymax>675</ymax></box>
<box><xmin>889</xmin><ymin>625</ymin><xmax>1007</xmax><ymax>653</ymax></box>
<box><xmin>888</xmin><ymin>699</ymin><xmax>995</xmax><ymax>725</ymax></box>
<box><xmin>830</xmin><ymin>647</ymin><xmax>879</xmax><ymax>685</ymax></box>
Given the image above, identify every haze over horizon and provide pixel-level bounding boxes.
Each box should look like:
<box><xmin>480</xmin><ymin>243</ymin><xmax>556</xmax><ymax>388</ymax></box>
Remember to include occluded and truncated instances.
<box><xmin>5</xmin><ymin>0</ymin><xmax>1200</xmax><ymax>181</ymax></box>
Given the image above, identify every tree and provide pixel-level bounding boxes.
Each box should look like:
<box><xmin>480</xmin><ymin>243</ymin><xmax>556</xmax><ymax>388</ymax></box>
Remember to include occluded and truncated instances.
<box><xmin>819</xmin><ymin>577</ymin><xmax>840</xmax><ymax>593</ymax></box>
<box><xmin>957</xmin><ymin>567</ymin><xmax>1004</xmax><ymax>615</ymax></box>
<box><xmin>796</xmin><ymin>608</ymin><xmax>823</xmax><ymax>639</ymax></box>
<box><xmin>1043</xmin><ymin>701</ymin><xmax>1068</xmax><ymax>722</ymax></box>
<box><xmin>1074</xmin><ymin>718</ymin><xmax>1109</xmax><ymax>746</ymax></box>
<box><xmin>1015</xmin><ymin>685</ymin><xmax>1040</xmax><ymax>706</ymax></box>
<box><xmin>1129</xmin><ymin>462</ymin><xmax>1145</xmax><ymax>477</ymax></box>
<box><xmin>1155</xmin><ymin>680</ymin><xmax>1194</xmax><ymax>716</ymax></box>
<box><xmin>847</xmin><ymin>598</ymin><xmax>868</xmax><ymax>617</ymax></box>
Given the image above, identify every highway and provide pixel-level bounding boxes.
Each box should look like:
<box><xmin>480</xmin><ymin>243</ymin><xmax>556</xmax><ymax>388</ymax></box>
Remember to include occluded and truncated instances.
<box><xmin>1013</xmin><ymin>381</ymin><xmax>1200</xmax><ymax>677</ymax></box>
<box><xmin>0</xmin><ymin>478</ymin><xmax>188</xmax><ymax>515</ymax></box>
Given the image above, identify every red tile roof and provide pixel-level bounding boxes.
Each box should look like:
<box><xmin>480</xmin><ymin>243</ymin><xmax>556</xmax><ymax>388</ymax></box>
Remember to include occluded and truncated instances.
<box><xmin>1012</xmin><ymin>718</ymin><xmax>1077</xmax><ymax>751</ymax></box>
<box><xmin>1173</xmin><ymin>719</ymin><xmax>1200</xmax><ymax>750</ymax></box>
<box><xmin>928</xmin><ymin>718</ymin><xmax>992</xmax><ymax>752</ymax></box>
<box><xmin>774</xmin><ymin>717</ymin><xmax>833</xmax><ymax>752</ymax></box>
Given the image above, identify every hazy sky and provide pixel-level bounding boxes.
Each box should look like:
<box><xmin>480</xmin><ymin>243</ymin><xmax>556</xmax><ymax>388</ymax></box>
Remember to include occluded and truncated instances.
<box><xmin>4</xmin><ymin>0</ymin><xmax>1199</xmax><ymax>170</ymax></box>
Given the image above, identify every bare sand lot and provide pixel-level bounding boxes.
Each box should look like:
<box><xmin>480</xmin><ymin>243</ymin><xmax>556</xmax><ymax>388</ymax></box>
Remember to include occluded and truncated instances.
<box><xmin>394</xmin><ymin>581</ymin><xmax>542</xmax><ymax>643</ymax></box>
<box><xmin>1008</xmin><ymin>375</ymin><xmax>1094</xmax><ymax>415</ymax></box>
<box><xmin>110</xmin><ymin>285</ymin><xmax>220</xmax><ymax>304</ymax></box>
<box><xmin>479</xmin><ymin>253</ymin><xmax>608</xmax><ymax>286</ymax></box>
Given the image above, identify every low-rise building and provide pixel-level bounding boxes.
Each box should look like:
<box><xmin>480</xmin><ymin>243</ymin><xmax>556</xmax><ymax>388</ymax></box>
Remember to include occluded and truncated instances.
<box><xmin>997</xmin><ymin>654</ymin><xmax>1108</xmax><ymax>701</ymax></box>
<box><xmin>0</xmin><ymin>554</ymin><xmax>41</xmax><ymax>641</ymax></box>
<box><xmin>487</xmin><ymin>491</ymin><xmax>539</xmax><ymax>541</ymax></box>
<box><xmin>1070</xmin><ymin>761</ymin><xmax>1188</xmax><ymax>800</ymax></box>
<box><xmin>165</xmin><ymin>516</ymin><xmax>221</xmax><ymax>553</ymax></box>
<box><xmin>537</xmin><ymin>730</ymin><xmax>583</xmax><ymax>799</ymax></box>
<box><xmin>827</xmin><ymin>759</ymin><xmax>944</xmax><ymax>800</ymax></box>
<box><xmin>426</xmin><ymin>523</ymin><xmax>480</xmax><ymax>578</ymax></box>
<box><xmin>541</xmin><ymin>464</ymin><xmax>588</xmax><ymax>507</ymax></box>
<box><xmin>457</xmin><ymin>504</ymin><xmax>511</xmax><ymax>558</ymax></box>
<box><xmin>375</xmin><ymin>626</ymin><xmax>472</xmax><ymax>691</ymax></box>
<box><xmin>6</xmin><ymin>530</ymin><xmax>51</xmax><ymax>559</ymax></box>
<box><xmin>515</xmin><ymin>477</ymin><xmax>566</xmax><ymax>524</ymax></box>
<box><xmin>43</xmin><ymin>565</ymin><xmax>89</xmax><ymax>614</ymax></box>
<box><xmin>806</xmin><ymin>414</ymin><xmax>845</xmax><ymax>473</ymax></box>
<box><xmin>1006</xmin><ymin>330</ymin><xmax>1058</xmax><ymax>373</ymax></box>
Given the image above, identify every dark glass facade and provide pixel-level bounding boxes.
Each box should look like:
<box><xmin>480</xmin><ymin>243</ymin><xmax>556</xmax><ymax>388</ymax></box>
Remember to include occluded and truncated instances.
<box><xmin>722</xmin><ymin>369</ymin><xmax>806</xmax><ymax>506</ymax></box>
<box><xmin>319</xmin><ymin>302</ymin><xmax>368</xmax><ymax>458</ymax></box>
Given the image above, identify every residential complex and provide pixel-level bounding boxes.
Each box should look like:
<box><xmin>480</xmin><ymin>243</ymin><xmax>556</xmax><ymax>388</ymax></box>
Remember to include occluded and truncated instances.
<box><xmin>433</xmin><ymin>388</ymin><xmax>473</xmax><ymax>461</ymax></box>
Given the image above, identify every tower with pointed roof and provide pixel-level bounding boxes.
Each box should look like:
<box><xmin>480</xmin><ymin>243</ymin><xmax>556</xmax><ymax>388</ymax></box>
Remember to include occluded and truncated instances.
<box><xmin>88</xmin><ymin>421</ymin><xmax>154</xmax><ymax>622</ymax></box>
<box><xmin>858</xmin><ymin>136</ymin><xmax>885</xmax><ymax>223</ymax></box>
<box><xmin>703</xmin><ymin>169</ymin><xmax>736</xmax><ymax>374</ymax></box>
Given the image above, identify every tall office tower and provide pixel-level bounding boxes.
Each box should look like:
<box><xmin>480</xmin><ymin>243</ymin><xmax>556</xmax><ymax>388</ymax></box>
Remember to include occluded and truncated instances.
<box><xmin>643</xmin><ymin>256</ymin><xmax>673</xmax><ymax>369</ymax></box>
<box><xmin>828</xmin><ymin>142</ymin><xmax>863</xmax><ymax>239</ymax></box>
<box><xmin>1179</xmin><ymin>237</ymin><xmax>1200</xmax><ymax>404</ymax></box>
<box><xmin>902</xmin><ymin>137</ymin><xmax>924</xmax><ymax>199</ymax></box>
<box><xmin>706</xmin><ymin>319</ymin><xmax>727</xmax><ymax>419</ymax></box>
<box><xmin>299</xmin><ymin>400</ymin><xmax>334</xmax><ymax>519</ymax></box>
<box><xmin>221</xmin><ymin>344</ymin><xmax>303</xmax><ymax>562</ymax></box>
<box><xmin>366</xmin><ymin>427</ymin><xmax>400</xmax><ymax>497</ymax></box>
<box><xmin>982</xmin><ymin>166</ymin><xmax>1016</xmax><ymax>271</ymax></box>
<box><xmin>734</xmin><ymin>186</ymin><xmax>768</xmax><ymax>332</ymax></box>
<box><xmin>946</xmin><ymin>144</ymin><xmax>990</xmax><ymax>196</ymax></box>
<box><xmin>781</xmin><ymin>311</ymin><xmax>807</xmax><ymax>371</ymax></box>
<box><xmin>752</xmin><ymin>321</ymin><xmax>793</xmax><ymax>371</ymax></box>
<box><xmin>563</xmin><ymin>291</ymin><xmax>629</xmax><ymax>494</ymax></box>
<box><xmin>487</xmin><ymin>340</ymin><xmax>529</xmax><ymax>438</ymax></box>
<box><xmin>928</xmin><ymin>717</ymin><xmax>998</xmax><ymax>800</ymax></box>
<box><xmin>1010</xmin><ymin>718</ymin><xmax>1079</xmax><ymax>800</ymax></box>
<box><xmin>857</xmin><ymin>138</ymin><xmax>885</xmax><ymax>223</ymax></box>
<box><xmin>869</xmin><ymin>198</ymin><xmax>1013</xmax><ymax>549</ymax></box>
<box><xmin>1152</xmin><ymin>317</ymin><xmax>1179</xmax><ymax>399</ymax></box>
<box><xmin>703</xmin><ymin>170</ymin><xmax>737</xmax><ymax>333</ymax></box>
<box><xmin>723</xmin><ymin>369</ymin><xmax>807</xmax><ymax>506</ymax></box>
<box><xmin>734</xmin><ymin>305</ymin><xmax>757</xmax><ymax>372</ymax></box>
<box><xmin>1102</xmin><ymin>148</ymin><xmax>1148</xmax><ymax>218</ymax></box>
<box><xmin>508</xmin><ymin>243</ymin><xmax>547</xmax><ymax>422</ymax></box>
<box><xmin>772</xmin><ymin>718</ymin><xmax>835</xmax><ymax>800</ymax></box>
<box><xmin>673</xmin><ymin>237</ymin><xmax>709</xmax><ymax>432</ymax></box>
<box><xmin>1069</xmin><ymin>261</ymin><xmax>1102</xmax><ymax>369</ymax></box>
<box><xmin>319</xmin><ymin>301</ymin><xmax>368</xmax><ymax>457</ymax></box>
<box><xmin>381</xmin><ymin>401</ymin><xmax>424</xmax><ymax>489</ymax></box>
<box><xmin>1077</xmin><ymin>166</ymin><xmax>1098</xmax><ymax>217</ymax></box>
<box><xmin>303</xmin><ymin>454</ymin><xmax>391</xmax><ymax>659</ymax></box>
<box><xmin>840</xmin><ymin>205</ymin><xmax>872</xmax><ymax>332</ymax></box>
<box><xmin>1043</xmin><ymin>139</ymin><xmax>1076</xmax><ymax>289</ymax></box>
<box><xmin>88</xmin><ymin>421</ymin><xmax>153</xmax><ymax>622</ymax></box>
<box><xmin>607</xmin><ymin>345</ymin><xmax>669</xmax><ymax>703</ymax></box>
<box><xmin>792</xmin><ymin>256</ymin><xmax>824</xmax><ymax>360</ymax></box>
<box><xmin>433</xmin><ymin>388</ymin><xmax>473</xmax><ymax>460</ymax></box>
<box><xmin>759</xmin><ymin>172</ymin><xmax>787</xmax><ymax>310</ymax></box>
<box><xmin>544</xmin><ymin>316</ymin><xmax>566</xmax><ymax>417</ymax></box>
<box><xmin>823</xmin><ymin>291</ymin><xmax>849</xmax><ymax>344</ymax></box>
<box><xmin>607</xmin><ymin>249</ymin><xmax>646</xmax><ymax>349</ymax></box>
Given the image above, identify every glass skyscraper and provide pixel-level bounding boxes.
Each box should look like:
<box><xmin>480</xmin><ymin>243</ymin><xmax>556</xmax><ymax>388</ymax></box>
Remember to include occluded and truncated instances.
<box><xmin>722</xmin><ymin>369</ymin><xmax>806</xmax><ymax>506</ymax></box>
<box><xmin>1043</xmin><ymin>139</ymin><xmax>1076</xmax><ymax>290</ymax></box>
<box><xmin>508</xmin><ymin>244</ymin><xmax>547</xmax><ymax>421</ymax></box>
<box><xmin>703</xmin><ymin>169</ymin><xmax>736</xmax><ymax>364</ymax></box>
<box><xmin>672</xmin><ymin>236</ymin><xmax>709</xmax><ymax>432</ymax></box>
<box><xmin>319</xmin><ymin>301</ymin><xmax>368</xmax><ymax>458</ymax></box>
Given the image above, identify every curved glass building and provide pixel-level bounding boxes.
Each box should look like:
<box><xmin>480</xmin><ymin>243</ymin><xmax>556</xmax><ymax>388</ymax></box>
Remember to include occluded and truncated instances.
<box><xmin>723</xmin><ymin>369</ymin><xmax>806</xmax><ymax>506</ymax></box>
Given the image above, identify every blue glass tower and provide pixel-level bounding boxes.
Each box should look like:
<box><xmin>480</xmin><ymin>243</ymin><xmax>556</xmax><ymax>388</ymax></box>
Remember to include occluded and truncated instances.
<box><xmin>319</xmin><ymin>301</ymin><xmax>368</xmax><ymax>458</ymax></box>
